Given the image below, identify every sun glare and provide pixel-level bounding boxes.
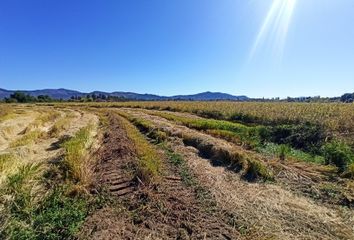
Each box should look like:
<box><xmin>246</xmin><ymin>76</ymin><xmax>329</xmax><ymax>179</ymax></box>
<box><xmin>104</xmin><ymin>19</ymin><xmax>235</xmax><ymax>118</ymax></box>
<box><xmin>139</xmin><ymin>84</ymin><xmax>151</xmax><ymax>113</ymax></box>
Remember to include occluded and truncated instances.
<box><xmin>250</xmin><ymin>0</ymin><xmax>297</xmax><ymax>61</ymax></box>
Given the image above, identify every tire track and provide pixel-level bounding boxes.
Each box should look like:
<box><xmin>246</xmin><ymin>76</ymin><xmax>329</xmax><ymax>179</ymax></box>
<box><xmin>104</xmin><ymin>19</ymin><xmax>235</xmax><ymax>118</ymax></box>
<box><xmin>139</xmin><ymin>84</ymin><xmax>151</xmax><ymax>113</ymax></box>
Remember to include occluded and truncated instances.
<box><xmin>81</xmin><ymin>112</ymin><xmax>241</xmax><ymax>239</ymax></box>
<box><xmin>93</xmin><ymin>113</ymin><xmax>137</xmax><ymax>198</ymax></box>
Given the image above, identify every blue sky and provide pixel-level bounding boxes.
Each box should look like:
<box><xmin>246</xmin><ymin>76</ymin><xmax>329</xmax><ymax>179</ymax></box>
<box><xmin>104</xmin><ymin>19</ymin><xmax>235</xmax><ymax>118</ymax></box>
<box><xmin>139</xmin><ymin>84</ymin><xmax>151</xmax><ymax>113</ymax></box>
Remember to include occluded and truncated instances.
<box><xmin>0</xmin><ymin>0</ymin><xmax>353</xmax><ymax>98</ymax></box>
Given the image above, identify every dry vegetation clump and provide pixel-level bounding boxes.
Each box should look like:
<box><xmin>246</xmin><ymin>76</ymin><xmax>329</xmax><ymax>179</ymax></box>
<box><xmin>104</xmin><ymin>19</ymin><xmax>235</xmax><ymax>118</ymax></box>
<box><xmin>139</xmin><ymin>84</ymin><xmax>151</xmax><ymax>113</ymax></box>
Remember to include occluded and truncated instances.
<box><xmin>61</xmin><ymin>124</ymin><xmax>97</xmax><ymax>188</ymax></box>
<box><xmin>23</xmin><ymin>110</ymin><xmax>61</xmax><ymax>134</ymax></box>
<box><xmin>0</xmin><ymin>153</ymin><xmax>20</xmax><ymax>185</ymax></box>
<box><xmin>48</xmin><ymin>112</ymin><xmax>76</xmax><ymax>138</ymax></box>
<box><xmin>181</xmin><ymin>132</ymin><xmax>273</xmax><ymax>181</ymax></box>
<box><xmin>10</xmin><ymin>129</ymin><xmax>46</xmax><ymax>148</ymax></box>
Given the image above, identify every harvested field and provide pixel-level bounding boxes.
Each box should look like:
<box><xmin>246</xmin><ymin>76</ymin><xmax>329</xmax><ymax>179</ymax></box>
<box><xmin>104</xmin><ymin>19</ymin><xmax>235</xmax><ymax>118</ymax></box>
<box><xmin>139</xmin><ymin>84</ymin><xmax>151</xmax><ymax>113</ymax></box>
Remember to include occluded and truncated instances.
<box><xmin>1</xmin><ymin>104</ymin><xmax>353</xmax><ymax>239</ymax></box>
<box><xmin>80</xmin><ymin>112</ymin><xmax>240</xmax><ymax>239</ymax></box>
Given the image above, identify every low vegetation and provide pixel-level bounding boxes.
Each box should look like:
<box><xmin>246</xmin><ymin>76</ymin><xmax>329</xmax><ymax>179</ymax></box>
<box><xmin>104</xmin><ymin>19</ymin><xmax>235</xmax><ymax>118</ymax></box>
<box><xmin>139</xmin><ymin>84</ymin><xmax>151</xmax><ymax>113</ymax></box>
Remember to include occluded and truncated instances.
<box><xmin>322</xmin><ymin>141</ymin><xmax>354</xmax><ymax>174</ymax></box>
<box><xmin>79</xmin><ymin>101</ymin><xmax>354</xmax><ymax>146</ymax></box>
<box><xmin>0</xmin><ymin>163</ymin><xmax>96</xmax><ymax>239</ymax></box>
<box><xmin>119</xmin><ymin>110</ymin><xmax>273</xmax><ymax>181</ymax></box>
<box><xmin>10</xmin><ymin>130</ymin><xmax>45</xmax><ymax>147</ymax></box>
<box><xmin>0</xmin><ymin>105</ymin><xmax>13</xmax><ymax>121</ymax></box>
<box><xmin>0</xmin><ymin>115</ymin><xmax>100</xmax><ymax>239</ymax></box>
<box><xmin>117</xmin><ymin>113</ymin><xmax>162</xmax><ymax>182</ymax></box>
<box><xmin>61</xmin><ymin>124</ymin><xmax>96</xmax><ymax>188</ymax></box>
<box><xmin>22</xmin><ymin>110</ymin><xmax>61</xmax><ymax>135</ymax></box>
<box><xmin>48</xmin><ymin>112</ymin><xmax>76</xmax><ymax>137</ymax></box>
<box><xmin>0</xmin><ymin>154</ymin><xmax>19</xmax><ymax>185</ymax></box>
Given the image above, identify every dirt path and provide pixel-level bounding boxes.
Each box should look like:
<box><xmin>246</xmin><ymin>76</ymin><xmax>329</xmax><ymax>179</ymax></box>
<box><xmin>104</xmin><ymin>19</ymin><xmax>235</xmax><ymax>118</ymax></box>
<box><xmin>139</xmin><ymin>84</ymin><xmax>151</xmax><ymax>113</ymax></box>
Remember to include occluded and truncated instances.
<box><xmin>80</xmin><ymin>112</ymin><xmax>241</xmax><ymax>240</ymax></box>
<box><xmin>121</xmin><ymin>108</ymin><xmax>354</xmax><ymax>240</ymax></box>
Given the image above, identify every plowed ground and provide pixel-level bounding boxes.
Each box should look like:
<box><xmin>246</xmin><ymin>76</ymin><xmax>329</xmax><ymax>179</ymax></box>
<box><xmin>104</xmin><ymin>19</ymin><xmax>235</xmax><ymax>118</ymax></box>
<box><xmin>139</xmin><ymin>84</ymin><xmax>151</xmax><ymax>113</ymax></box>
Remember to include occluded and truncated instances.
<box><xmin>80</xmin><ymin>113</ymin><xmax>240</xmax><ymax>239</ymax></box>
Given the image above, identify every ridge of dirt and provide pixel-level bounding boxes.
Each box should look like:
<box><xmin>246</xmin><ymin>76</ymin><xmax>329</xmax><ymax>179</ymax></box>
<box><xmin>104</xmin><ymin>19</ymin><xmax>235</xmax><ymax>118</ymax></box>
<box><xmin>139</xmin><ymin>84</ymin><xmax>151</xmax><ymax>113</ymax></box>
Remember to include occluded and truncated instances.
<box><xmin>80</xmin><ymin>112</ymin><xmax>241</xmax><ymax>240</ymax></box>
<box><xmin>120</xmin><ymin>108</ymin><xmax>354</xmax><ymax>240</ymax></box>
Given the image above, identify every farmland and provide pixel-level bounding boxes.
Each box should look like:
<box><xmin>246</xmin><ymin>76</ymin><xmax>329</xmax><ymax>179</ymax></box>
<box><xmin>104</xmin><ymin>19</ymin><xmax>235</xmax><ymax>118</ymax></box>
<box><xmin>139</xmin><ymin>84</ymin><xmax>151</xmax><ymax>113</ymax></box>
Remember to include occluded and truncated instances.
<box><xmin>0</xmin><ymin>102</ymin><xmax>353</xmax><ymax>239</ymax></box>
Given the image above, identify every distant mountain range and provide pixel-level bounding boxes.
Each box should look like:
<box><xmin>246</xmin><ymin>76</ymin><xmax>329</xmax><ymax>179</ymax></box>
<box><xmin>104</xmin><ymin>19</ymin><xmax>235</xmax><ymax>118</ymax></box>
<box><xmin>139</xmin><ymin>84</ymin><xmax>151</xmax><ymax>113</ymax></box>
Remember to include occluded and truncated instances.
<box><xmin>0</xmin><ymin>88</ymin><xmax>249</xmax><ymax>101</ymax></box>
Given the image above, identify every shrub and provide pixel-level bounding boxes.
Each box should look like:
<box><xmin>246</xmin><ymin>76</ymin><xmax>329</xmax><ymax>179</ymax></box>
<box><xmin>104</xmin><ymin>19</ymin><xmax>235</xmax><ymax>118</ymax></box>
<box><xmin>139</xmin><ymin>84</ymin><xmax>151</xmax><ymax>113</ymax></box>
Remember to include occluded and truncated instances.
<box><xmin>229</xmin><ymin>112</ymin><xmax>258</xmax><ymax>123</ymax></box>
<box><xmin>322</xmin><ymin>141</ymin><xmax>353</xmax><ymax>172</ymax></box>
<box><xmin>278</xmin><ymin>144</ymin><xmax>290</xmax><ymax>161</ymax></box>
<box><xmin>261</xmin><ymin>123</ymin><xmax>326</xmax><ymax>153</ymax></box>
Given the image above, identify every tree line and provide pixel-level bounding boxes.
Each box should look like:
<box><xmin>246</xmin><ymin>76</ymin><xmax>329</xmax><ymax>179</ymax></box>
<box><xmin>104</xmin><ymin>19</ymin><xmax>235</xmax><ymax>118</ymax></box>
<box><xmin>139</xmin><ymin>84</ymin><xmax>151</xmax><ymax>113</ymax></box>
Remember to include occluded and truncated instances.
<box><xmin>4</xmin><ymin>92</ymin><xmax>56</xmax><ymax>103</ymax></box>
<box><xmin>2</xmin><ymin>91</ymin><xmax>354</xmax><ymax>103</ymax></box>
<box><xmin>2</xmin><ymin>91</ymin><xmax>130</xmax><ymax>103</ymax></box>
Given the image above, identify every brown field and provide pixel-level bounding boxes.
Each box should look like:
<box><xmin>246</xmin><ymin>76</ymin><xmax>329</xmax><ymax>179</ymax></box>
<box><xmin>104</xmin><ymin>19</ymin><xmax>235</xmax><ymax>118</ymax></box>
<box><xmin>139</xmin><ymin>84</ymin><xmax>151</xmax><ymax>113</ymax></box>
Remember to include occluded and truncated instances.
<box><xmin>0</xmin><ymin>103</ymin><xmax>353</xmax><ymax>239</ymax></box>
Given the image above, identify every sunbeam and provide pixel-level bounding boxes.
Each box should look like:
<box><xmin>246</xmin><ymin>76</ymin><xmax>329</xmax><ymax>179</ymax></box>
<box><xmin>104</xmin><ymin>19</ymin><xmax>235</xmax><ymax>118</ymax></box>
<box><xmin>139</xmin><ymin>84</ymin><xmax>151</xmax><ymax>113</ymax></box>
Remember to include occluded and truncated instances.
<box><xmin>250</xmin><ymin>0</ymin><xmax>297</xmax><ymax>62</ymax></box>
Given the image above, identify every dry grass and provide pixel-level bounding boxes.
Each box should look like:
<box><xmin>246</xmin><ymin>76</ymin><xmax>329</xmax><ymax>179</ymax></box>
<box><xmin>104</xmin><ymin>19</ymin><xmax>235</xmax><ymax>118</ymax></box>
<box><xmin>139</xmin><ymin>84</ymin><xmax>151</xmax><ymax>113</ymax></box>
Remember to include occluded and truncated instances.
<box><xmin>48</xmin><ymin>113</ymin><xmax>76</xmax><ymax>138</ymax></box>
<box><xmin>23</xmin><ymin>110</ymin><xmax>61</xmax><ymax>133</ymax></box>
<box><xmin>169</xmin><ymin>141</ymin><xmax>354</xmax><ymax>240</ymax></box>
<box><xmin>0</xmin><ymin>154</ymin><xmax>20</xmax><ymax>185</ymax></box>
<box><xmin>65</xmin><ymin>101</ymin><xmax>354</xmax><ymax>145</ymax></box>
<box><xmin>0</xmin><ymin>105</ymin><xmax>13</xmax><ymax>122</ymax></box>
<box><xmin>120</xmin><ymin>110</ymin><xmax>273</xmax><ymax>181</ymax></box>
<box><xmin>117</xmin><ymin>113</ymin><xmax>162</xmax><ymax>183</ymax></box>
<box><xmin>61</xmin><ymin>124</ymin><xmax>96</xmax><ymax>188</ymax></box>
<box><xmin>10</xmin><ymin>129</ymin><xmax>46</xmax><ymax>148</ymax></box>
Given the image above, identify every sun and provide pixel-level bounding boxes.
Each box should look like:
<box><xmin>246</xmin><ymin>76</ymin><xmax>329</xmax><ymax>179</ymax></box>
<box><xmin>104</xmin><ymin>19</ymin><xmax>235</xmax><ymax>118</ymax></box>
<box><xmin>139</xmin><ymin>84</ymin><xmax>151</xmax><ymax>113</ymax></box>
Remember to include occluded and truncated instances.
<box><xmin>250</xmin><ymin>0</ymin><xmax>297</xmax><ymax>61</ymax></box>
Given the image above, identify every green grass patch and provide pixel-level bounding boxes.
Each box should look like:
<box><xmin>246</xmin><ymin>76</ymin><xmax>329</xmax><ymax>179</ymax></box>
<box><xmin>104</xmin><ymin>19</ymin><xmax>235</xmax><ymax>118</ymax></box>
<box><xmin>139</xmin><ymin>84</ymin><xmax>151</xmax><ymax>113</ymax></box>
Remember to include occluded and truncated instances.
<box><xmin>322</xmin><ymin>141</ymin><xmax>354</xmax><ymax>173</ymax></box>
<box><xmin>0</xmin><ymin>166</ymin><xmax>93</xmax><ymax>240</ymax></box>
<box><xmin>147</xmin><ymin>111</ymin><xmax>261</xmax><ymax>147</ymax></box>
<box><xmin>257</xmin><ymin>143</ymin><xmax>325</xmax><ymax>164</ymax></box>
